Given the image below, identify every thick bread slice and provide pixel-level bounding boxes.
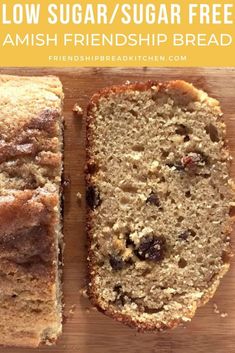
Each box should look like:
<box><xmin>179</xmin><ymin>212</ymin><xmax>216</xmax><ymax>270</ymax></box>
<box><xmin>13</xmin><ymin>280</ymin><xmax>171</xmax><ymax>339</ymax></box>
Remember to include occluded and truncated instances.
<box><xmin>0</xmin><ymin>75</ymin><xmax>63</xmax><ymax>346</ymax></box>
<box><xmin>86</xmin><ymin>80</ymin><xmax>235</xmax><ymax>330</ymax></box>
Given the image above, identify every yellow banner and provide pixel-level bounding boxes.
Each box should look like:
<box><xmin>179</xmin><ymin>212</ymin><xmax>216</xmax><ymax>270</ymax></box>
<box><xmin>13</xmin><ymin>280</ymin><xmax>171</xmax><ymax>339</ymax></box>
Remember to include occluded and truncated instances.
<box><xmin>0</xmin><ymin>0</ymin><xmax>234</xmax><ymax>67</ymax></box>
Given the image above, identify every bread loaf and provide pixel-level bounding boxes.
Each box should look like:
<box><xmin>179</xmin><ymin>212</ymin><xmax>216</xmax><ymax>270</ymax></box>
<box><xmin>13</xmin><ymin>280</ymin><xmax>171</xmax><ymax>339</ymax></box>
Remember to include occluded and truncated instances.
<box><xmin>0</xmin><ymin>75</ymin><xmax>63</xmax><ymax>346</ymax></box>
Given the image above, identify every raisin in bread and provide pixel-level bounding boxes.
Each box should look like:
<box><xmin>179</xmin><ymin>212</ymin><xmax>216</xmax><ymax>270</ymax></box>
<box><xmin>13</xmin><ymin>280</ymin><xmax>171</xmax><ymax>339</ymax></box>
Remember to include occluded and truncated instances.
<box><xmin>86</xmin><ymin>80</ymin><xmax>235</xmax><ymax>330</ymax></box>
<box><xmin>0</xmin><ymin>75</ymin><xmax>63</xmax><ymax>346</ymax></box>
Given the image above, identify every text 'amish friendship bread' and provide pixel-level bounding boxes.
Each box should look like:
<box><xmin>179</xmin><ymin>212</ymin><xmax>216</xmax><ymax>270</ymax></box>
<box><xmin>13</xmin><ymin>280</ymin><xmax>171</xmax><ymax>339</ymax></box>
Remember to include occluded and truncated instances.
<box><xmin>0</xmin><ymin>75</ymin><xmax>63</xmax><ymax>346</ymax></box>
<box><xmin>86</xmin><ymin>80</ymin><xmax>235</xmax><ymax>330</ymax></box>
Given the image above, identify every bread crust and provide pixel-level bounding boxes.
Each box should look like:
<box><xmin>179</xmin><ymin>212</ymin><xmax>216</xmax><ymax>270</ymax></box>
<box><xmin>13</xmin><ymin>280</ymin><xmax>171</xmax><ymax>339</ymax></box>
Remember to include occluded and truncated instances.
<box><xmin>86</xmin><ymin>80</ymin><xmax>234</xmax><ymax>331</ymax></box>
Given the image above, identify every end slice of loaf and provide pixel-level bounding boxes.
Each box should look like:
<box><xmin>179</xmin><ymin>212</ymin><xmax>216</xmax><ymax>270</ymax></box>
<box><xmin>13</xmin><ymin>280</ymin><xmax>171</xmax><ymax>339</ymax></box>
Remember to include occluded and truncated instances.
<box><xmin>86</xmin><ymin>80</ymin><xmax>235</xmax><ymax>330</ymax></box>
<box><xmin>0</xmin><ymin>75</ymin><xmax>63</xmax><ymax>346</ymax></box>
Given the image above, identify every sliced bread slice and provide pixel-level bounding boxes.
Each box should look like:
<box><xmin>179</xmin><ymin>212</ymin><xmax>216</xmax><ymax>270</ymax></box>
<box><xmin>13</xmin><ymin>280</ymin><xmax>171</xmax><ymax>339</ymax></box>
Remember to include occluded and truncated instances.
<box><xmin>86</xmin><ymin>80</ymin><xmax>234</xmax><ymax>330</ymax></box>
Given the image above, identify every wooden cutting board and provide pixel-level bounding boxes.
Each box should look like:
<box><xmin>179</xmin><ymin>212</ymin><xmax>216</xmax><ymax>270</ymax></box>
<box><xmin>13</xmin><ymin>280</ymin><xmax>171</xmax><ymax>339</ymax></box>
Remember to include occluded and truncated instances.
<box><xmin>0</xmin><ymin>67</ymin><xmax>235</xmax><ymax>353</ymax></box>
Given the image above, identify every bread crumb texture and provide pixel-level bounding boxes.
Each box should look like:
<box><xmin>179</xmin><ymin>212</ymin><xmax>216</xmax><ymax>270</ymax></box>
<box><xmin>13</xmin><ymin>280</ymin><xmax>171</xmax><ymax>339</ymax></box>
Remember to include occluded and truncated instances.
<box><xmin>0</xmin><ymin>75</ymin><xmax>63</xmax><ymax>347</ymax></box>
<box><xmin>86</xmin><ymin>80</ymin><xmax>235</xmax><ymax>331</ymax></box>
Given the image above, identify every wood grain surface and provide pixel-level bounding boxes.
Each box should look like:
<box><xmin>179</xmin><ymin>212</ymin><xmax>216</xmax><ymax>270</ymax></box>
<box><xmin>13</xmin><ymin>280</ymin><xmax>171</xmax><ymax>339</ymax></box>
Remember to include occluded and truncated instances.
<box><xmin>0</xmin><ymin>67</ymin><xmax>235</xmax><ymax>353</ymax></box>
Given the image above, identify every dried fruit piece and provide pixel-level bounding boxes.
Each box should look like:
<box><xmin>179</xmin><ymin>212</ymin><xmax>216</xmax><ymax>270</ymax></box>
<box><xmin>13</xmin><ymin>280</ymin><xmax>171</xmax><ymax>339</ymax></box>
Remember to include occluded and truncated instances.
<box><xmin>146</xmin><ymin>192</ymin><xmax>160</xmax><ymax>206</ymax></box>
<box><xmin>181</xmin><ymin>152</ymin><xmax>206</xmax><ymax>169</ymax></box>
<box><xmin>136</xmin><ymin>236</ymin><xmax>166</xmax><ymax>262</ymax></box>
<box><xmin>86</xmin><ymin>186</ymin><xmax>101</xmax><ymax>210</ymax></box>
<box><xmin>205</xmin><ymin>123</ymin><xmax>220</xmax><ymax>143</ymax></box>
<box><xmin>109</xmin><ymin>255</ymin><xmax>133</xmax><ymax>271</ymax></box>
<box><xmin>109</xmin><ymin>256</ymin><xmax>125</xmax><ymax>270</ymax></box>
<box><xmin>125</xmin><ymin>233</ymin><xmax>135</xmax><ymax>247</ymax></box>
<box><xmin>175</xmin><ymin>124</ymin><xmax>190</xmax><ymax>136</ymax></box>
<box><xmin>178</xmin><ymin>258</ymin><xmax>187</xmax><ymax>268</ymax></box>
<box><xmin>113</xmin><ymin>284</ymin><xmax>122</xmax><ymax>292</ymax></box>
<box><xmin>185</xmin><ymin>190</ymin><xmax>191</xmax><ymax>198</ymax></box>
<box><xmin>129</xmin><ymin>109</ymin><xmax>138</xmax><ymax>117</ymax></box>
<box><xmin>184</xmin><ymin>135</ymin><xmax>190</xmax><ymax>142</ymax></box>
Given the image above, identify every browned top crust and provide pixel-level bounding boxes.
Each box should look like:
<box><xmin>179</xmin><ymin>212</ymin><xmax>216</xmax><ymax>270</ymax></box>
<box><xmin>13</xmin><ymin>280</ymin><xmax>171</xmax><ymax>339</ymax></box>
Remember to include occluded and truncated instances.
<box><xmin>0</xmin><ymin>75</ymin><xmax>63</xmax><ymax>347</ymax></box>
<box><xmin>0</xmin><ymin>75</ymin><xmax>63</xmax><ymax>192</ymax></box>
<box><xmin>88</xmin><ymin>80</ymin><xmax>218</xmax><ymax>111</ymax></box>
